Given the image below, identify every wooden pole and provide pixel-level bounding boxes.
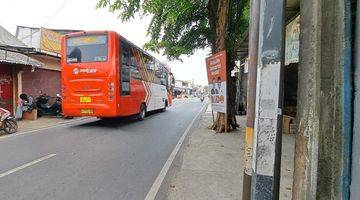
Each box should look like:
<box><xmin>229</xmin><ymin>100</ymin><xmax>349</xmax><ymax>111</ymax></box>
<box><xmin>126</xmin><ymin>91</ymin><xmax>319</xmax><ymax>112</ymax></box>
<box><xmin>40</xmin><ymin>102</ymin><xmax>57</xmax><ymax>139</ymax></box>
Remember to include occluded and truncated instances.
<box><xmin>243</xmin><ymin>0</ymin><xmax>260</xmax><ymax>197</ymax></box>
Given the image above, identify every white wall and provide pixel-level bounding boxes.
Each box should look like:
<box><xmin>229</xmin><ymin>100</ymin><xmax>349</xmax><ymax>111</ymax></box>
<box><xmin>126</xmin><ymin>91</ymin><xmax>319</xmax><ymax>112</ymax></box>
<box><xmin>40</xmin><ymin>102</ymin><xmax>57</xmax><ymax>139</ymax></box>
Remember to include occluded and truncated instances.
<box><xmin>15</xmin><ymin>26</ymin><xmax>41</xmax><ymax>49</ymax></box>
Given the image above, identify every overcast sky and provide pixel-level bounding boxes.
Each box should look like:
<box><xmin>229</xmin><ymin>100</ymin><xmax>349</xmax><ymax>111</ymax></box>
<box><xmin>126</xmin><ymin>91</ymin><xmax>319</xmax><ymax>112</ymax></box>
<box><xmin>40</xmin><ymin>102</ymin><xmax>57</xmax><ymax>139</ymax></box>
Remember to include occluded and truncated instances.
<box><xmin>0</xmin><ymin>0</ymin><xmax>209</xmax><ymax>85</ymax></box>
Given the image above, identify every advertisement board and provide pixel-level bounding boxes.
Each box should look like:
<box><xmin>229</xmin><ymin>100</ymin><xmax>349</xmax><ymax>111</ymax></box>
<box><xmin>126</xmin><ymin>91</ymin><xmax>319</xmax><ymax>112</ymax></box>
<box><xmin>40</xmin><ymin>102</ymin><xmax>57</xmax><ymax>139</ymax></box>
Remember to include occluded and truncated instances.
<box><xmin>205</xmin><ymin>50</ymin><xmax>227</xmax><ymax>113</ymax></box>
<box><xmin>40</xmin><ymin>28</ymin><xmax>61</xmax><ymax>53</ymax></box>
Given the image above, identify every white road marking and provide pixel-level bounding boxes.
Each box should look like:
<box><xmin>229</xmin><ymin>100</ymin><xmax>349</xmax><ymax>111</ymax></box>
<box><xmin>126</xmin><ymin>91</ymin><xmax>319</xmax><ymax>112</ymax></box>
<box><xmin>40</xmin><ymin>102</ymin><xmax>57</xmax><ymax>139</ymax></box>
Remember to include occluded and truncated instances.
<box><xmin>0</xmin><ymin>154</ymin><xmax>56</xmax><ymax>179</ymax></box>
<box><xmin>145</xmin><ymin>103</ymin><xmax>207</xmax><ymax>200</ymax></box>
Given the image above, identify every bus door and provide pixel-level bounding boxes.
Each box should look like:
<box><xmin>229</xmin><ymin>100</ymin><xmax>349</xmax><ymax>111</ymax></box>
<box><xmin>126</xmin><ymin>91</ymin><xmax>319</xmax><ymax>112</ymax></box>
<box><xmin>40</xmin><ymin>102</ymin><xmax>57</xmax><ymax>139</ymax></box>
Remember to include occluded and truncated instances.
<box><xmin>119</xmin><ymin>41</ymin><xmax>136</xmax><ymax>115</ymax></box>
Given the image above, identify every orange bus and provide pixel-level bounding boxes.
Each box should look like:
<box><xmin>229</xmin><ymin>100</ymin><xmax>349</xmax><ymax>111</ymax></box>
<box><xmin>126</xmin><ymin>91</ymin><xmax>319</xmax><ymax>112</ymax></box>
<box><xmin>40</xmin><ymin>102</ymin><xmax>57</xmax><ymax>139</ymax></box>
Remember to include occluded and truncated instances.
<box><xmin>61</xmin><ymin>31</ymin><xmax>174</xmax><ymax>120</ymax></box>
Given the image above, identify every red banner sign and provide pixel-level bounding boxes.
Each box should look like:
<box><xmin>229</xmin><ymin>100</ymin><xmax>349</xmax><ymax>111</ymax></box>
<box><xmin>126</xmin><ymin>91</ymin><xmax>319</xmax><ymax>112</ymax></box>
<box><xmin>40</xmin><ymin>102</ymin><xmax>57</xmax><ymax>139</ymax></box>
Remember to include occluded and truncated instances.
<box><xmin>205</xmin><ymin>50</ymin><xmax>227</xmax><ymax>113</ymax></box>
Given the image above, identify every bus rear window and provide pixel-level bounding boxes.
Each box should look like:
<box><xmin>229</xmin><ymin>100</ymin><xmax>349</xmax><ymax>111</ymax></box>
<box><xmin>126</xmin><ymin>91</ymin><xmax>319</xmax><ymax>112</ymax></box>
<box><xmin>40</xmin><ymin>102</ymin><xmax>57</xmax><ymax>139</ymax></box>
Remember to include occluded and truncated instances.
<box><xmin>66</xmin><ymin>35</ymin><xmax>108</xmax><ymax>63</ymax></box>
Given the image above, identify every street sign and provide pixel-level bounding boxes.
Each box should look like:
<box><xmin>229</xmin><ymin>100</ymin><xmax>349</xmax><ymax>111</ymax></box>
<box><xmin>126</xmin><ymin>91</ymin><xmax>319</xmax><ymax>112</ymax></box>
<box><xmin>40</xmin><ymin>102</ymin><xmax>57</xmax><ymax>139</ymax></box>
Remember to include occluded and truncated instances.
<box><xmin>205</xmin><ymin>50</ymin><xmax>227</xmax><ymax>113</ymax></box>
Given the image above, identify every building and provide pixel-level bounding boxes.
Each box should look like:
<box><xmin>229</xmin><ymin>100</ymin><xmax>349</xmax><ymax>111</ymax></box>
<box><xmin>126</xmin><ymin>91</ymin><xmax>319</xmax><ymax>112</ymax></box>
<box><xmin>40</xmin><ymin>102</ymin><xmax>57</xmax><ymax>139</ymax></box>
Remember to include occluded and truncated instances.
<box><xmin>238</xmin><ymin>14</ymin><xmax>300</xmax><ymax>117</ymax></box>
<box><xmin>238</xmin><ymin>0</ymin><xmax>359</xmax><ymax>199</ymax></box>
<box><xmin>15</xmin><ymin>26</ymin><xmax>80</xmax><ymax>97</ymax></box>
<box><xmin>0</xmin><ymin>25</ymin><xmax>42</xmax><ymax>113</ymax></box>
<box><xmin>174</xmin><ymin>79</ymin><xmax>193</xmax><ymax>97</ymax></box>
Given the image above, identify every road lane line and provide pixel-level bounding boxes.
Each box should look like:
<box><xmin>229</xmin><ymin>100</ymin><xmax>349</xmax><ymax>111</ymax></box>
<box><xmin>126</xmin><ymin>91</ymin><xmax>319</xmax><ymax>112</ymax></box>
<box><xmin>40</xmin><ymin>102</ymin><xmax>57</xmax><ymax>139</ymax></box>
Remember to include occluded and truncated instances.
<box><xmin>0</xmin><ymin>154</ymin><xmax>56</xmax><ymax>179</ymax></box>
<box><xmin>145</xmin><ymin>103</ymin><xmax>208</xmax><ymax>200</ymax></box>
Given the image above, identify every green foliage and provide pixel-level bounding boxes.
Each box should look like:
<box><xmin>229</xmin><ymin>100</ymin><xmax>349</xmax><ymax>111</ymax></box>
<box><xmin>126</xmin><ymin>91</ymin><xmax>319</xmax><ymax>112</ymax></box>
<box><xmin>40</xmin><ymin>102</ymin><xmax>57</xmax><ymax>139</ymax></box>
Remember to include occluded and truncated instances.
<box><xmin>227</xmin><ymin>0</ymin><xmax>250</xmax><ymax>54</ymax></box>
<box><xmin>97</xmin><ymin>0</ymin><xmax>249</xmax><ymax>60</ymax></box>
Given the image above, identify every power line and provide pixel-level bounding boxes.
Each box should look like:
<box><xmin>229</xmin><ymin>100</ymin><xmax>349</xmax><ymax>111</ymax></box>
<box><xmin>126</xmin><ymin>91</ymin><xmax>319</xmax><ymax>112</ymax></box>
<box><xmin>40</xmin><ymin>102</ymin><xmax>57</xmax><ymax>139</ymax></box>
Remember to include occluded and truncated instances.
<box><xmin>18</xmin><ymin>0</ymin><xmax>69</xmax><ymax>41</ymax></box>
<box><xmin>45</xmin><ymin>0</ymin><xmax>69</xmax><ymax>26</ymax></box>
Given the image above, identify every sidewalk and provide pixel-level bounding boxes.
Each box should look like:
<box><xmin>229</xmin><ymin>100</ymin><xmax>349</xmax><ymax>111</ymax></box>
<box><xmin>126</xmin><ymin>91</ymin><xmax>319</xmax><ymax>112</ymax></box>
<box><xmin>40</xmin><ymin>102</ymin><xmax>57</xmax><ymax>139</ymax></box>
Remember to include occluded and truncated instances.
<box><xmin>165</xmin><ymin>105</ymin><xmax>295</xmax><ymax>200</ymax></box>
<box><xmin>0</xmin><ymin>116</ymin><xmax>89</xmax><ymax>136</ymax></box>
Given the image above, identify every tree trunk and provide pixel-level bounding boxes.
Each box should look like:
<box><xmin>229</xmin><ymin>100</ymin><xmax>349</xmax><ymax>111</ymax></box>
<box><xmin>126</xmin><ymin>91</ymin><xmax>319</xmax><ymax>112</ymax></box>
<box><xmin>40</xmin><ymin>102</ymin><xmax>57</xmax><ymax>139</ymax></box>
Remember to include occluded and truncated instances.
<box><xmin>210</xmin><ymin>0</ymin><xmax>238</xmax><ymax>133</ymax></box>
<box><xmin>226</xmin><ymin>51</ymin><xmax>239</xmax><ymax>129</ymax></box>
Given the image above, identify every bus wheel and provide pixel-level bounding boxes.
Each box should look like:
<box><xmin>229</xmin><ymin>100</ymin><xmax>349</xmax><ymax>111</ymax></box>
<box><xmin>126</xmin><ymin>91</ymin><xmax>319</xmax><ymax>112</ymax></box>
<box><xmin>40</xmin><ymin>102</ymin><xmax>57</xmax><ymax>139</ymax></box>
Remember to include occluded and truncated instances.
<box><xmin>138</xmin><ymin>104</ymin><xmax>146</xmax><ymax>121</ymax></box>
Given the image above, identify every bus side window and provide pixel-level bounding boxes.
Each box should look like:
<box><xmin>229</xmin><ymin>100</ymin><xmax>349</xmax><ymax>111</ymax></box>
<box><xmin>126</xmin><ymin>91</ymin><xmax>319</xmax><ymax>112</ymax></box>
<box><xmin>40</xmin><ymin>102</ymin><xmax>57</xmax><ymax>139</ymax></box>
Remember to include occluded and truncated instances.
<box><xmin>154</xmin><ymin>62</ymin><xmax>162</xmax><ymax>85</ymax></box>
<box><xmin>130</xmin><ymin>48</ymin><xmax>142</xmax><ymax>80</ymax></box>
<box><xmin>162</xmin><ymin>71</ymin><xmax>169</xmax><ymax>87</ymax></box>
<box><xmin>157</xmin><ymin>64</ymin><xmax>166</xmax><ymax>86</ymax></box>
<box><xmin>121</xmin><ymin>67</ymin><xmax>130</xmax><ymax>95</ymax></box>
<box><xmin>121</xmin><ymin>40</ymin><xmax>131</xmax><ymax>95</ymax></box>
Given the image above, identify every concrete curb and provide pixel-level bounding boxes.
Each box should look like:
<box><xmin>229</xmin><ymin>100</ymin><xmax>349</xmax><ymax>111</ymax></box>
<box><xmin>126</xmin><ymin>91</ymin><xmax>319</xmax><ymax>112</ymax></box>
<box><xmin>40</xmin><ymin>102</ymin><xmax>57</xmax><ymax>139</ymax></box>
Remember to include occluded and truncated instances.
<box><xmin>145</xmin><ymin>103</ymin><xmax>208</xmax><ymax>200</ymax></box>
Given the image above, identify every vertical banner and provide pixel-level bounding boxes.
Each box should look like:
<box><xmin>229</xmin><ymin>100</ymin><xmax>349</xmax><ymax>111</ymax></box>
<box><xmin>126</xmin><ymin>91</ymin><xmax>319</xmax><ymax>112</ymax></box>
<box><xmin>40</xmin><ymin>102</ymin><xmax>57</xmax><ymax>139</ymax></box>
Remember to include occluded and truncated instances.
<box><xmin>205</xmin><ymin>50</ymin><xmax>227</xmax><ymax>113</ymax></box>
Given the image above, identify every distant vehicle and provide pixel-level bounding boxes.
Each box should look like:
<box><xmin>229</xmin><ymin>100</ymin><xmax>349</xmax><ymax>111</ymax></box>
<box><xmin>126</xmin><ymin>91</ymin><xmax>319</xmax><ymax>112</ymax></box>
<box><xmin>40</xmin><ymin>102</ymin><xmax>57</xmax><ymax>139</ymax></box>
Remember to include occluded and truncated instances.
<box><xmin>0</xmin><ymin>107</ymin><xmax>17</xmax><ymax>134</ymax></box>
<box><xmin>61</xmin><ymin>31</ymin><xmax>173</xmax><ymax>120</ymax></box>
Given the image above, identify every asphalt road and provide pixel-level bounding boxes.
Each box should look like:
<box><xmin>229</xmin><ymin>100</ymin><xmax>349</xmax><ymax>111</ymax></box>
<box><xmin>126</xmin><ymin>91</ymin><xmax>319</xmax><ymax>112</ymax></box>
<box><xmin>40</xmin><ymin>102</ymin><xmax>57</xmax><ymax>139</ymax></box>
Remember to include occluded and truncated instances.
<box><xmin>0</xmin><ymin>98</ymin><xmax>205</xmax><ymax>200</ymax></box>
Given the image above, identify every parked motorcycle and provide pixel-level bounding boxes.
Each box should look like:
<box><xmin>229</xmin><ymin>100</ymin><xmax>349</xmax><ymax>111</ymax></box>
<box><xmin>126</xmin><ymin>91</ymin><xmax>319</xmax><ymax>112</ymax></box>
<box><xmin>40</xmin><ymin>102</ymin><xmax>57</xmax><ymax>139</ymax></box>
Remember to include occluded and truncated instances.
<box><xmin>0</xmin><ymin>107</ymin><xmax>18</xmax><ymax>134</ymax></box>
<box><xmin>35</xmin><ymin>94</ymin><xmax>62</xmax><ymax>117</ymax></box>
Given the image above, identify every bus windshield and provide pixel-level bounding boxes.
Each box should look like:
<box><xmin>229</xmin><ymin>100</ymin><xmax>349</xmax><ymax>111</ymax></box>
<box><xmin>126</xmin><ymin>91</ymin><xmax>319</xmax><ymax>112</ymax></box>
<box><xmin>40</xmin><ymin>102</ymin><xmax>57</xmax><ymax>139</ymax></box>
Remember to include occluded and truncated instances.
<box><xmin>66</xmin><ymin>35</ymin><xmax>108</xmax><ymax>63</ymax></box>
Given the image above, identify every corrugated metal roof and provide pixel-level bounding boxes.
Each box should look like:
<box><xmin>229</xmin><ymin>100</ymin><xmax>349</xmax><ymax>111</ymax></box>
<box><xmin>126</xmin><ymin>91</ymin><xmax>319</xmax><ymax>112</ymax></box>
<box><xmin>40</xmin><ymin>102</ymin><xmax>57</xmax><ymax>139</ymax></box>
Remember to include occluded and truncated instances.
<box><xmin>0</xmin><ymin>49</ymin><xmax>42</xmax><ymax>67</ymax></box>
<box><xmin>0</xmin><ymin>26</ymin><xmax>27</xmax><ymax>47</ymax></box>
<box><xmin>0</xmin><ymin>25</ymin><xmax>42</xmax><ymax>67</ymax></box>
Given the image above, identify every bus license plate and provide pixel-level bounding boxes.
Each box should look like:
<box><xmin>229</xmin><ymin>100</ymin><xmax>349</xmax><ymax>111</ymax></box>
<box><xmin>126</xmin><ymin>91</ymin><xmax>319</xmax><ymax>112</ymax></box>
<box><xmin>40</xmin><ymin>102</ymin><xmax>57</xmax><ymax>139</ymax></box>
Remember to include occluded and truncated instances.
<box><xmin>81</xmin><ymin>109</ymin><xmax>93</xmax><ymax>114</ymax></box>
<box><xmin>80</xmin><ymin>97</ymin><xmax>92</xmax><ymax>103</ymax></box>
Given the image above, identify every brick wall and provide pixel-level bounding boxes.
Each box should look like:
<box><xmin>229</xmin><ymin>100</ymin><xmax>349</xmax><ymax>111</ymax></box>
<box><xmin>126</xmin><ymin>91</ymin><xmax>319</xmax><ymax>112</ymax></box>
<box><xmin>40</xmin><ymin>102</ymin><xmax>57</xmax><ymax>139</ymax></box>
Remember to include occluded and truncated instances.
<box><xmin>22</xmin><ymin>68</ymin><xmax>61</xmax><ymax>98</ymax></box>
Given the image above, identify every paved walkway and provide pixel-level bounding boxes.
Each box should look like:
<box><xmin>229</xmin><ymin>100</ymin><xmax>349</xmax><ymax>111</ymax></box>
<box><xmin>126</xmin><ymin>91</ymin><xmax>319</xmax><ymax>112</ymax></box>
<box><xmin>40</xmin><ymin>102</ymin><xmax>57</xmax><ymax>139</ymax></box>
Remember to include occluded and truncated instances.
<box><xmin>166</xmin><ymin>105</ymin><xmax>295</xmax><ymax>200</ymax></box>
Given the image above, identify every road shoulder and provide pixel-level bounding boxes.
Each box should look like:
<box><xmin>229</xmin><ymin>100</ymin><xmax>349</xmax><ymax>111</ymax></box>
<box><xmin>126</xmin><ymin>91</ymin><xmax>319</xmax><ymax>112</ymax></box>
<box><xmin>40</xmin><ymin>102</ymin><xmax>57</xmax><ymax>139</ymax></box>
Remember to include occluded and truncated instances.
<box><xmin>155</xmin><ymin>105</ymin><xmax>295</xmax><ymax>200</ymax></box>
<box><xmin>162</xmin><ymin>105</ymin><xmax>245</xmax><ymax>200</ymax></box>
<box><xmin>145</xmin><ymin>102</ymin><xmax>208</xmax><ymax>200</ymax></box>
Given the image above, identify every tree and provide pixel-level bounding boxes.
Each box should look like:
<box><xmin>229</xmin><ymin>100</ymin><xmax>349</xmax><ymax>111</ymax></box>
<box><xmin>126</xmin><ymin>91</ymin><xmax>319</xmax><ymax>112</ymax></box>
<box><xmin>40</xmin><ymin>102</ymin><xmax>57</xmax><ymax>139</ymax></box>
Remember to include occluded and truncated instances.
<box><xmin>97</xmin><ymin>0</ymin><xmax>249</xmax><ymax>132</ymax></box>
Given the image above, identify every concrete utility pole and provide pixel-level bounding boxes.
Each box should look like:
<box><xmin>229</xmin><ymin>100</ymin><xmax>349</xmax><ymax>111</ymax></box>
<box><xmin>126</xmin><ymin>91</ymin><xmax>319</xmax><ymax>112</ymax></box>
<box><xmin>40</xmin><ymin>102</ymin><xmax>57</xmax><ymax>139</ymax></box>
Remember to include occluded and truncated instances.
<box><xmin>251</xmin><ymin>0</ymin><xmax>285</xmax><ymax>198</ymax></box>
<box><xmin>351</xmin><ymin>0</ymin><xmax>360</xmax><ymax>199</ymax></box>
<box><xmin>242</xmin><ymin>0</ymin><xmax>260</xmax><ymax>199</ymax></box>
